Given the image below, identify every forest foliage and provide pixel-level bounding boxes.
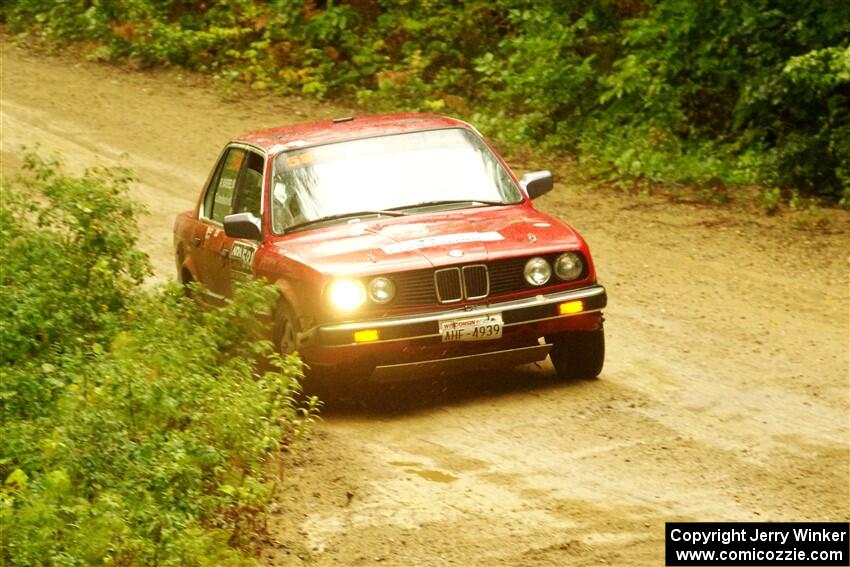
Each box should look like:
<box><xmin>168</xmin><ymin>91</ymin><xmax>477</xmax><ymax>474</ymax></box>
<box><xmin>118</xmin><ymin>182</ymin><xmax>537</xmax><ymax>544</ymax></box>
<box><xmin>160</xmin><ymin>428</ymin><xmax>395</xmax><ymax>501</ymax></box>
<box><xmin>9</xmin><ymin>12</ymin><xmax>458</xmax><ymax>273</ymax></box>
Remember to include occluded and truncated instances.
<box><xmin>0</xmin><ymin>157</ymin><xmax>319</xmax><ymax>565</ymax></box>
<box><xmin>3</xmin><ymin>0</ymin><xmax>849</xmax><ymax>204</ymax></box>
<box><xmin>1</xmin><ymin>0</ymin><xmax>849</xmax><ymax>202</ymax></box>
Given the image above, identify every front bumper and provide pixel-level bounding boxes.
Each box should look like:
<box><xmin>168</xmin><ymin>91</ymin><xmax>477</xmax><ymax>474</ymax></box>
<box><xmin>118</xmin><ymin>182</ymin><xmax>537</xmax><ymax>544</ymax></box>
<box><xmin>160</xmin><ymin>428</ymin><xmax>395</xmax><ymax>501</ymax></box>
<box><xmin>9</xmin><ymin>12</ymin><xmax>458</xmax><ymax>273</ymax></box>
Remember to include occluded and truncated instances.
<box><xmin>315</xmin><ymin>284</ymin><xmax>606</xmax><ymax>346</ymax></box>
<box><xmin>302</xmin><ymin>284</ymin><xmax>606</xmax><ymax>380</ymax></box>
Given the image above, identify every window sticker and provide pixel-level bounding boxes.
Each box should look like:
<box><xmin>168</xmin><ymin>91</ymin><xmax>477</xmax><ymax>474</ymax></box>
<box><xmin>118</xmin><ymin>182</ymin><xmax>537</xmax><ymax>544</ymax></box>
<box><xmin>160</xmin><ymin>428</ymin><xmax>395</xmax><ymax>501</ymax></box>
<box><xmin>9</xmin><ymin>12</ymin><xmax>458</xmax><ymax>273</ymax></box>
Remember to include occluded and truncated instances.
<box><xmin>285</xmin><ymin>152</ymin><xmax>314</xmax><ymax>168</ymax></box>
<box><xmin>228</xmin><ymin>152</ymin><xmax>245</xmax><ymax>172</ymax></box>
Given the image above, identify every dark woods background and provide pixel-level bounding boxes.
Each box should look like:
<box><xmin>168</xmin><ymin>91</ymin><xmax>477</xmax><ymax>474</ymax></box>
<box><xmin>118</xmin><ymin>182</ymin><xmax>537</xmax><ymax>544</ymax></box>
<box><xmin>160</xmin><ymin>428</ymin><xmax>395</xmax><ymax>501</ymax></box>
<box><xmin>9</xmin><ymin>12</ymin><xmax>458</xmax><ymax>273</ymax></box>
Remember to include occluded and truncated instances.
<box><xmin>3</xmin><ymin>0</ymin><xmax>849</xmax><ymax>204</ymax></box>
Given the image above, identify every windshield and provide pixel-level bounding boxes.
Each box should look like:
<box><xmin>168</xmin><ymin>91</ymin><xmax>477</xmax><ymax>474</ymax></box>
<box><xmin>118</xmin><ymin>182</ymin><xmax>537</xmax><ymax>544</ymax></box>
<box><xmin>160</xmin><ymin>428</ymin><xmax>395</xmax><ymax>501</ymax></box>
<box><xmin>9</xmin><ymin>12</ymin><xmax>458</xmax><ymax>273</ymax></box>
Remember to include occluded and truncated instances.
<box><xmin>270</xmin><ymin>128</ymin><xmax>523</xmax><ymax>233</ymax></box>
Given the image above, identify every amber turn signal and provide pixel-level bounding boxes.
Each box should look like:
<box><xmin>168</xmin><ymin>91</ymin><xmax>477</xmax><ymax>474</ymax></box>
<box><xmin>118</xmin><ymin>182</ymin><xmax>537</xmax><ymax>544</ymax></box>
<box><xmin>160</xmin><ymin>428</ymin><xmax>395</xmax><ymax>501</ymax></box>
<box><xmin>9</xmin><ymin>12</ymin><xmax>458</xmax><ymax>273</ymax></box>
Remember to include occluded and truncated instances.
<box><xmin>558</xmin><ymin>300</ymin><xmax>584</xmax><ymax>315</ymax></box>
<box><xmin>353</xmin><ymin>329</ymin><xmax>380</xmax><ymax>343</ymax></box>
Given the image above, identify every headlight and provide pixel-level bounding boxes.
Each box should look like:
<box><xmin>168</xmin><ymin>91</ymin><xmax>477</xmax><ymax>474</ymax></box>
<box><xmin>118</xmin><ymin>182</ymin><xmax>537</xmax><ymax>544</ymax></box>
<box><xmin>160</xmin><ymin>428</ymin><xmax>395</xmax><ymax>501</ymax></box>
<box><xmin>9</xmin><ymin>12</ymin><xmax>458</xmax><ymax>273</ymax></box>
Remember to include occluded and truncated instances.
<box><xmin>523</xmin><ymin>257</ymin><xmax>551</xmax><ymax>286</ymax></box>
<box><xmin>368</xmin><ymin>277</ymin><xmax>396</xmax><ymax>304</ymax></box>
<box><xmin>328</xmin><ymin>279</ymin><xmax>366</xmax><ymax>311</ymax></box>
<box><xmin>554</xmin><ymin>252</ymin><xmax>583</xmax><ymax>281</ymax></box>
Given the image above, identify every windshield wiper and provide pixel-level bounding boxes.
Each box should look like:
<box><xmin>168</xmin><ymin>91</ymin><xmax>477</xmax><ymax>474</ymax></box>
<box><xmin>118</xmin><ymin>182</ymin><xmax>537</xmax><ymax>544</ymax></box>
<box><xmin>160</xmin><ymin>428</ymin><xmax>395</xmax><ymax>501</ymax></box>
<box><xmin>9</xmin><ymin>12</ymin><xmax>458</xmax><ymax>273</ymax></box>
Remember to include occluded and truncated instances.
<box><xmin>390</xmin><ymin>199</ymin><xmax>507</xmax><ymax>211</ymax></box>
<box><xmin>286</xmin><ymin>209</ymin><xmax>408</xmax><ymax>231</ymax></box>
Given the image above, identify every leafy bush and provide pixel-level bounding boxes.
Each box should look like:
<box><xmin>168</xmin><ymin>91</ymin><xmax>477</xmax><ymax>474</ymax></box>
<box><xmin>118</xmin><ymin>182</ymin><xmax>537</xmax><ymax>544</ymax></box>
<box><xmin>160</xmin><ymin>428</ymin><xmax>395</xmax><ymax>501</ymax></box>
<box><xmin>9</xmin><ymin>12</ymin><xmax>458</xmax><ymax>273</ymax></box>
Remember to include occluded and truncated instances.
<box><xmin>593</xmin><ymin>1</ymin><xmax>850</xmax><ymax>202</ymax></box>
<box><xmin>1</xmin><ymin>155</ymin><xmax>149</xmax><ymax>413</ymax></box>
<box><xmin>3</xmin><ymin>0</ymin><xmax>848</xmax><ymax>202</ymax></box>
<box><xmin>0</xmin><ymin>157</ymin><xmax>319</xmax><ymax>565</ymax></box>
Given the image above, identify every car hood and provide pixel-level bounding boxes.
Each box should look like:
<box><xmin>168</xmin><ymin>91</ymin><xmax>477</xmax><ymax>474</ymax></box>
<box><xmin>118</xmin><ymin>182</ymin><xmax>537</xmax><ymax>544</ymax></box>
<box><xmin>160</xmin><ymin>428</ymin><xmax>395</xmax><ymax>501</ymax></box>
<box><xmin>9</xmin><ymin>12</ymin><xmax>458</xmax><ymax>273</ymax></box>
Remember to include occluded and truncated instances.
<box><xmin>270</xmin><ymin>204</ymin><xmax>584</xmax><ymax>276</ymax></box>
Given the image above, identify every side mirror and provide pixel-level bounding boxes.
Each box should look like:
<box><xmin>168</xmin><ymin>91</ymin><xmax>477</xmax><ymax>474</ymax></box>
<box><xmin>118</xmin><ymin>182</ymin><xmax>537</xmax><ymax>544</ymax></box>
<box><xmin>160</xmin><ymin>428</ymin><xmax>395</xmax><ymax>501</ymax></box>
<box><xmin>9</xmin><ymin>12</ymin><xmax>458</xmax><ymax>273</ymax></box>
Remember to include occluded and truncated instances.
<box><xmin>223</xmin><ymin>212</ymin><xmax>262</xmax><ymax>241</ymax></box>
<box><xmin>519</xmin><ymin>170</ymin><xmax>553</xmax><ymax>200</ymax></box>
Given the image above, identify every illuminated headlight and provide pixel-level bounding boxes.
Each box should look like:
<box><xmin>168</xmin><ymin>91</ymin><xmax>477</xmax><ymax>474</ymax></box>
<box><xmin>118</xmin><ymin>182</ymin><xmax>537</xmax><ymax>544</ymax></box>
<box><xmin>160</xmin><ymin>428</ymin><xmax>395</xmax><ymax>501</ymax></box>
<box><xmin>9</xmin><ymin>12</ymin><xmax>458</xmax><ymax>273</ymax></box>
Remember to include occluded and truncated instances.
<box><xmin>523</xmin><ymin>257</ymin><xmax>552</xmax><ymax>286</ymax></box>
<box><xmin>328</xmin><ymin>279</ymin><xmax>366</xmax><ymax>311</ymax></box>
<box><xmin>554</xmin><ymin>252</ymin><xmax>583</xmax><ymax>281</ymax></box>
<box><xmin>368</xmin><ymin>277</ymin><xmax>395</xmax><ymax>304</ymax></box>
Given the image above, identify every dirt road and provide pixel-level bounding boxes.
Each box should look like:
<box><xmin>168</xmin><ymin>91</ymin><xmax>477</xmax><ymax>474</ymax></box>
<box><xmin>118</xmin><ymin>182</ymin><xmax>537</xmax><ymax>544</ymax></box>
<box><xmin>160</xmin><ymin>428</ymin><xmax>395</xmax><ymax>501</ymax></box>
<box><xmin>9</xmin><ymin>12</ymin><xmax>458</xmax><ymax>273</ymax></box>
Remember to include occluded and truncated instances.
<box><xmin>2</xmin><ymin>42</ymin><xmax>848</xmax><ymax>566</ymax></box>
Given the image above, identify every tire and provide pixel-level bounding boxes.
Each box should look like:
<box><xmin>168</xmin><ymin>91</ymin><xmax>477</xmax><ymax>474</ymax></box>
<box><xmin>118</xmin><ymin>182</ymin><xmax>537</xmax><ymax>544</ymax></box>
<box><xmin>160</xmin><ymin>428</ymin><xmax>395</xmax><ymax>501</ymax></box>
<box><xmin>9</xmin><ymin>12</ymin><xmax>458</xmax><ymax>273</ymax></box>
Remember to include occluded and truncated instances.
<box><xmin>273</xmin><ymin>302</ymin><xmax>301</xmax><ymax>356</ymax></box>
<box><xmin>273</xmin><ymin>302</ymin><xmax>331</xmax><ymax>397</ymax></box>
<box><xmin>547</xmin><ymin>326</ymin><xmax>605</xmax><ymax>380</ymax></box>
<box><xmin>181</xmin><ymin>269</ymin><xmax>194</xmax><ymax>298</ymax></box>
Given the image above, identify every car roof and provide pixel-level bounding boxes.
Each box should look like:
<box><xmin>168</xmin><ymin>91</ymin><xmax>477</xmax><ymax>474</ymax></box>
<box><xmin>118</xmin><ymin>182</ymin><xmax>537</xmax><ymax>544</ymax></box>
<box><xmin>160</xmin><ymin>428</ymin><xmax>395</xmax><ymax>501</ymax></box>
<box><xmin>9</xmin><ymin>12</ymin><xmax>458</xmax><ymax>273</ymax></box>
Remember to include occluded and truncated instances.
<box><xmin>233</xmin><ymin>113</ymin><xmax>475</xmax><ymax>153</ymax></box>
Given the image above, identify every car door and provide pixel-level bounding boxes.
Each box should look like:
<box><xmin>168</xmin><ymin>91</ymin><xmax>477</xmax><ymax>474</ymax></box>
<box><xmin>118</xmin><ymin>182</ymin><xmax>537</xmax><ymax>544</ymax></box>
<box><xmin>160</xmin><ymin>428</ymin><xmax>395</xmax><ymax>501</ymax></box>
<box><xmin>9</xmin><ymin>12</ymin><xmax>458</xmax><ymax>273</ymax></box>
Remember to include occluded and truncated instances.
<box><xmin>219</xmin><ymin>150</ymin><xmax>266</xmax><ymax>294</ymax></box>
<box><xmin>195</xmin><ymin>146</ymin><xmax>247</xmax><ymax>301</ymax></box>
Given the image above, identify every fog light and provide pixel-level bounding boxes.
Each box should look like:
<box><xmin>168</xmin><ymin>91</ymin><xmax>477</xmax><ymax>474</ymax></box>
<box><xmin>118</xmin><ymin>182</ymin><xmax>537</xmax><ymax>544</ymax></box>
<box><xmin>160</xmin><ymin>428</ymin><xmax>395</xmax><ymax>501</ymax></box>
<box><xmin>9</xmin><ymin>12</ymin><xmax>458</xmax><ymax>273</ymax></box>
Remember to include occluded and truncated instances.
<box><xmin>558</xmin><ymin>300</ymin><xmax>584</xmax><ymax>315</ymax></box>
<box><xmin>354</xmin><ymin>329</ymin><xmax>380</xmax><ymax>343</ymax></box>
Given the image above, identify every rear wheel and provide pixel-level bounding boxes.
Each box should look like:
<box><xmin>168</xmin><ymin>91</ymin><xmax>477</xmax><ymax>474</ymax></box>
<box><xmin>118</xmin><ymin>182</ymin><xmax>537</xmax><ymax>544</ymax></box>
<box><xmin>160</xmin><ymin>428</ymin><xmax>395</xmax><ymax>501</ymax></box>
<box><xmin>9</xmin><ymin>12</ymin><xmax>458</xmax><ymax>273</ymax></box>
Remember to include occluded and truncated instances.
<box><xmin>547</xmin><ymin>326</ymin><xmax>605</xmax><ymax>380</ymax></box>
<box><xmin>181</xmin><ymin>268</ymin><xmax>195</xmax><ymax>298</ymax></box>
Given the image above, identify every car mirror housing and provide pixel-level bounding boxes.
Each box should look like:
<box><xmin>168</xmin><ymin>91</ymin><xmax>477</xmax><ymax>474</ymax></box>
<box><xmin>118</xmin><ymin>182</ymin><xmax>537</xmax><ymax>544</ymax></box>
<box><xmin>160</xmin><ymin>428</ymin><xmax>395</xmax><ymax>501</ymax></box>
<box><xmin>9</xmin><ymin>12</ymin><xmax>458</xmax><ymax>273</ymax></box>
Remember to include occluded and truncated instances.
<box><xmin>520</xmin><ymin>170</ymin><xmax>553</xmax><ymax>200</ymax></box>
<box><xmin>223</xmin><ymin>212</ymin><xmax>262</xmax><ymax>241</ymax></box>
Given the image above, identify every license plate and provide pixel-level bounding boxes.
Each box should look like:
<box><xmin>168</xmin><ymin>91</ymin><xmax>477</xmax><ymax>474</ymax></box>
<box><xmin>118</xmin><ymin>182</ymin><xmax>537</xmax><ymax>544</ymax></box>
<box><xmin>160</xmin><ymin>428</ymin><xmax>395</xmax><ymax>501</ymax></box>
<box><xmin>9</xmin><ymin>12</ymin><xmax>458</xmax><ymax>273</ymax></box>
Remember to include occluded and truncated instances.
<box><xmin>439</xmin><ymin>314</ymin><xmax>503</xmax><ymax>342</ymax></box>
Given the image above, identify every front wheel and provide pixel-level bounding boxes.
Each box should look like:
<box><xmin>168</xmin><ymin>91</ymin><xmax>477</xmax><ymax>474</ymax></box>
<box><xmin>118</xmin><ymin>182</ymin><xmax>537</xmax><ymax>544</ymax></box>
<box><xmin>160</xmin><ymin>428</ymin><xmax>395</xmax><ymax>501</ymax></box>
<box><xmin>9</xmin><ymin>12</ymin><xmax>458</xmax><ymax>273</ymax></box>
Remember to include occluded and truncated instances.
<box><xmin>273</xmin><ymin>302</ymin><xmax>318</xmax><ymax>387</ymax></box>
<box><xmin>547</xmin><ymin>327</ymin><xmax>605</xmax><ymax>380</ymax></box>
<box><xmin>273</xmin><ymin>303</ymin><xmax>336</xmax><ymax>397</ymax></box>
<box><xmin>273</xmin><ymin>302</ymin><xmax>300</xmax><ymax>356</ymax></box>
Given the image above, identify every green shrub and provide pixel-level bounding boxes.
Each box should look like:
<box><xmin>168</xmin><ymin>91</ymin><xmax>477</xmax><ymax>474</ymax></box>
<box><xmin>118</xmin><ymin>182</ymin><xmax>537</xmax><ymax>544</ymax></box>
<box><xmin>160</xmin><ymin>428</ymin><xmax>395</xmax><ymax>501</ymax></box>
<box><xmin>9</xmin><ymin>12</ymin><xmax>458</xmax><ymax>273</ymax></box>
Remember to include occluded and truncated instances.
<box><xmin>1</xmin><ymin>157</ymin><xmax>319</xmax><ymax>565</ymax></box>
<box><xmin>0</xmin><ymin>155</ymin><xmax>149</xmax><ymax>413</ymax></box>
<box><xmin>596</xmin><ymin>1</ymin><xmax>850</xmax><ymax>202</ymax></box>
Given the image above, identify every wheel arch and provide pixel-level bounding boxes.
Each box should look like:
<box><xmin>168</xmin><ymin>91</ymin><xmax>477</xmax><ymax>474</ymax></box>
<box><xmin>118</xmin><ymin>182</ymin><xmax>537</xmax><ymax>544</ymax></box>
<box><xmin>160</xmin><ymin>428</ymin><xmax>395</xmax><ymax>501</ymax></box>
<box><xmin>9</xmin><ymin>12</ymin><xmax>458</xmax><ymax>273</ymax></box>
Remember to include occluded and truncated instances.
<box><xmin>177</xmin><ymin>250</ymin><xmax>199</xmax><ymax>285</ymax></box>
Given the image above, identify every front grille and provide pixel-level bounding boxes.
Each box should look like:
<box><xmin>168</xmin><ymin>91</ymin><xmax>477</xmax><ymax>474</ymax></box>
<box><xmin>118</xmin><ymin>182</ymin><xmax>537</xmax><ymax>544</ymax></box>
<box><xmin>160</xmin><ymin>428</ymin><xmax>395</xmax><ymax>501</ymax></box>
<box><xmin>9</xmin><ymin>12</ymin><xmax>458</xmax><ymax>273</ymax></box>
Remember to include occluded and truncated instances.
<box><xmin>462</xmin><ymin>265</ymin><xmax>489</xmax><ymax>299</ymax></box>
<box><xmin>393</xmin><ymin>268</ymin><xmax>438</xmax><ymax>307</ymax></box>
<box><xmin>376</xmin><ymin>253</ymin><xmax>587</xmax><ymax>309</ymax></box>
<box><xmin>488</xmin><ymin>257</ymin><xmax>528</xmax><ymax>297</ymax></box>
<box><xmin>434</xmin><ymin>268</ymin><xmax>463</xmax><ymax>303</ymax></box>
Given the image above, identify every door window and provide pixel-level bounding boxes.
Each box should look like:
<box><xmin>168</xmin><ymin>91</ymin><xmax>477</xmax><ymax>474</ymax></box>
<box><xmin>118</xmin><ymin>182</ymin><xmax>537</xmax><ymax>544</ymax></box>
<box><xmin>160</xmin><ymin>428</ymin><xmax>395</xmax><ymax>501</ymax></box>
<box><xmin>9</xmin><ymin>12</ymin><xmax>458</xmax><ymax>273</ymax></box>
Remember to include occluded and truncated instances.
<box><xmin>232</xmin><ymin>151</ymin><xmax>265</xmax><ymax>219</ymax></box>
<box><xmin>203</xmin><ymin>148</ymin><xmax>246</xmax><ymax>223</ymax></box>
